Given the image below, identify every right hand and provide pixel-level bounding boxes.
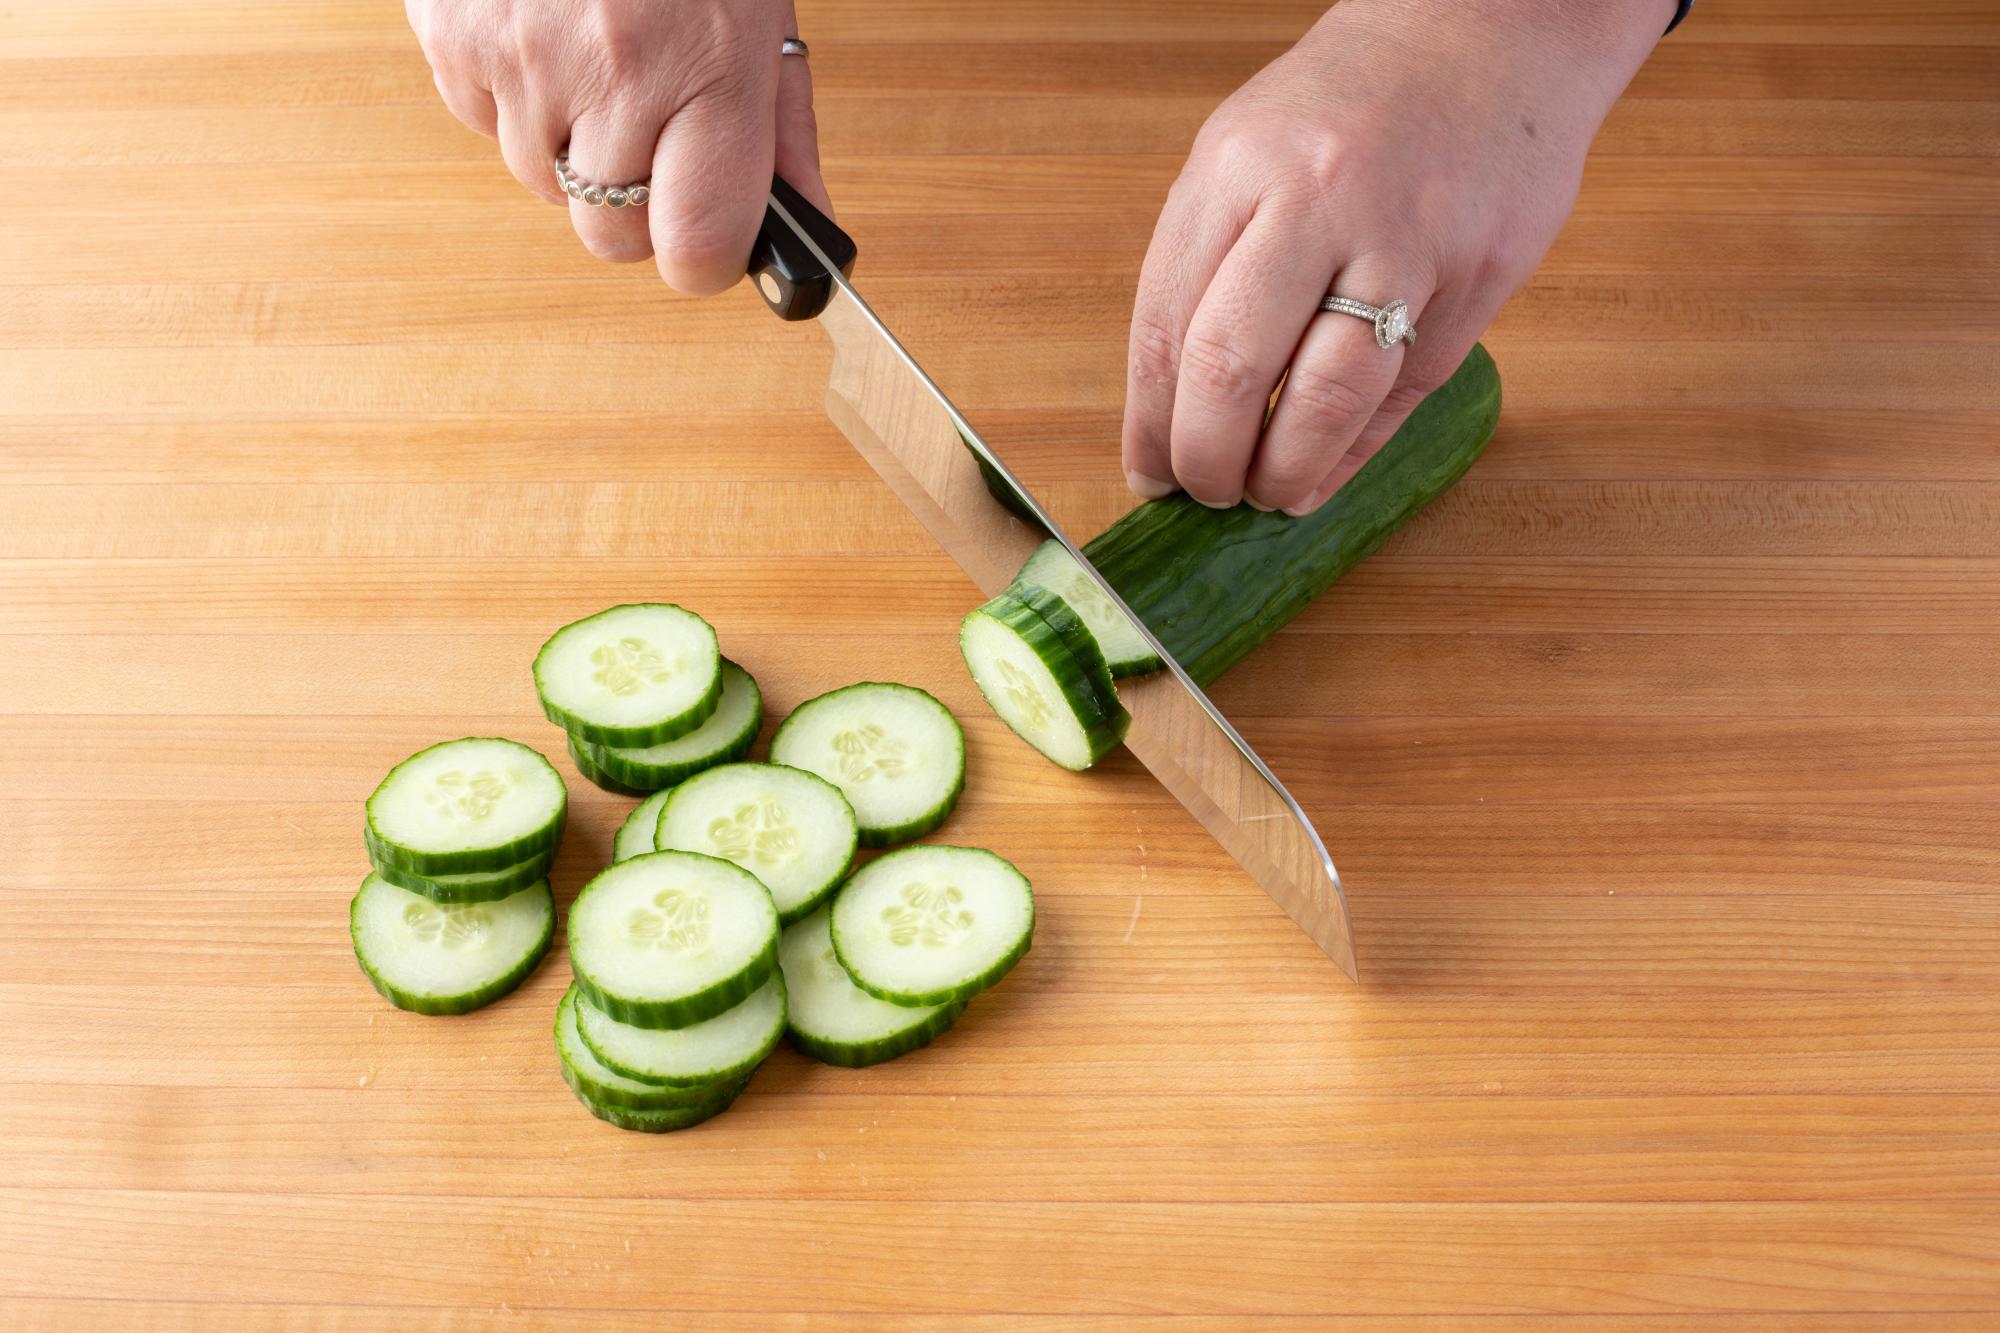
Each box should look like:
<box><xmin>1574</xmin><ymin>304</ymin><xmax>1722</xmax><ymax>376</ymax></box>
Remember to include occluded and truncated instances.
<box><xmin>407</xmin><ymin>0</ymin><xmax>831</xmax><ymax>294</ymax></box>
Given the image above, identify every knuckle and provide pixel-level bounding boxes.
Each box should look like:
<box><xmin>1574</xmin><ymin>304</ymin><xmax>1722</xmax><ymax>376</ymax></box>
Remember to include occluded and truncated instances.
<box><xmin>654</xmin><ymin>213</ymin><xmax>750</xmax><ymax>290</ymax></box>
<box><xmin>1178</xmin><ymin>330</ymin><xmax>1266</xmax><ymax>405</ymax></box>
<box><xmin>1127</xmin><ymin>316</ymin><xmax>1181</xmax><ymax>393</ymax></box>
<box><xmin>1284</xmin><ymin>363</ymin><xmax>1375</xmax><ymax>429</ymax></box>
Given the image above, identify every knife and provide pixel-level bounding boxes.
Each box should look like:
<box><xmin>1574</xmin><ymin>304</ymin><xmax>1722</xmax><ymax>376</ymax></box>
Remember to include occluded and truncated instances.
<box><xmin>746</xmin><ymin>177</ymin><xmax>1356</xmax><ymax>979</ymax></box>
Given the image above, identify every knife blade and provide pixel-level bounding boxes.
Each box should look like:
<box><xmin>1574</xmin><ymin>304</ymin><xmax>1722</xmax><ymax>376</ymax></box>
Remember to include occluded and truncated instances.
<box><xmin>749</xmin><ymin>179</ymin><xmax>1356</xmax><ymax>978</ymax></box>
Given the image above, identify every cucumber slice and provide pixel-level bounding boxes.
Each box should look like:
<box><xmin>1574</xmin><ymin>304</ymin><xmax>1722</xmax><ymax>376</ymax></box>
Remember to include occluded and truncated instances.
<box><xmin>830</xmin><ymin>845</ymin><xmax>1033</xmax><ymax>1008</ymax></box>
<box><xmin>565</xmin><ymin>1077</ymin><xmax>743</xmax><ymax>1133</ymax></box>
<box><xmin>366</xmin><ymin>838</ymin><xmax>556</xmax><ymax>904</ymax></box>
<box><xmin>613</xmin><ymin>789</ymin><xmax>673</xmax><ymax>863</ymax></box>
<box><xmin>349</xmin><ymin>871</ymin><xmax>553</xmax><ymax>1015</ymax></box>
<box><xmin>554</xmin><ymin>985</ymin><xmax>743</xmax><ymax>1109</ymax></box>
<box><xmin>583</xmin><ymin>660</ymin><xmax>762</xmax><ymax>792</ymax></box>
<box><xmin>1014</xmin><ymin>539</ymin><xmax>1163</xmax><ymax>677</ymax></box>
<box><xmin>1010</xmin><ymin>582</ymin><xmax>1128</xmax><ymax>724</ymax></box>
<box><xmin>655</xmin><ymin>763</ymin><xmax>858</xmax><ymax>925</ymax></box>
<box><xmin>574</xmin><ymin>970</ymin><xmax>786</xmax><ymax>1087</ymax></box>
<box><xmin>533</xmin><ymin>603</ymin><xmax>722</xmax><ymax>747</ymax></box>
<box><xmin>567</xmin><ymin>850</ymin><xmax>779</xmax><ymax>1029</ymax></box>
<box><xmin>769</xmin><ymin>682</ymin><xmax>965</xmax><ymax>849</ymax></box>
<box><xmin>960</xmin><ymin>594</ymin><xmax>1128</xmax><ymax>771</ymax></box>
<box><xmin>565</xmin><ymin>734</ymin><xmax>657</xmax><ymax>797</ymax></box>
<box><xmin>364</xmin><ymin>737</ymin><xmax>567</xmax><ymax>876</ymax></box>
<box><xmin>780</xmin><ymin>904</ymin><xmax>963</xmax><ymax>1067</ymax></box>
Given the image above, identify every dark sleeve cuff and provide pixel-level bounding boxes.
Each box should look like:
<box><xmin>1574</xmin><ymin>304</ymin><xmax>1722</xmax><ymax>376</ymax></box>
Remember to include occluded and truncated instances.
<box><xmin>1665</xmin><ymin>0</ymin><xmax>1694</xmax><ymax>33</ymax></box>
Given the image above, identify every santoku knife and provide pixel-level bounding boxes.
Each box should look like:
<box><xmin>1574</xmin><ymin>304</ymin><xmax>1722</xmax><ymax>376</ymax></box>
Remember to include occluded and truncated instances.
<box><xmin>746</xmin><ymin>177</ymin><xmax>1356</xmax><ymax>979</ymax></box>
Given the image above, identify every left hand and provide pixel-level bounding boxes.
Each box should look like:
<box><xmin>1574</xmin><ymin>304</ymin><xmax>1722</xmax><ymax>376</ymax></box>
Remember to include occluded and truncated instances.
<box><xmin>1121</xmin><ymin>0</ymin><xmax>1670</xmax><ymax>514</ymax></box>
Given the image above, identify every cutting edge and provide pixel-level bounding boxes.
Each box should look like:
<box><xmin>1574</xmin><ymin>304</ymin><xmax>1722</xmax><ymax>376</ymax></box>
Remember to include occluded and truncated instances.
<box><xmin>765</xmin><ymin>191</ymin><xmax>1355</xmax><ymax>973</ymax></box>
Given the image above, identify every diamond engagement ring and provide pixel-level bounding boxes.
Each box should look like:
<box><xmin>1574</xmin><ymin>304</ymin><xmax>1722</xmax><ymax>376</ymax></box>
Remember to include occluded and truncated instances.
<box><xmin>1319</xmin><ymin>295</ymin><xmax>1416</xmax><ymax>349</ymax></box>
<box><xmin>554</xmin><ymin>152</ymin><xmax>649</xmax><ymax>208</ymax></box>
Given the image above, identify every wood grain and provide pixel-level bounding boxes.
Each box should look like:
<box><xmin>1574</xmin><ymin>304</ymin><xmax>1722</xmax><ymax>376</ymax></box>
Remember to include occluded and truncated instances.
<box><xmin>2</xmin><ymin>0</ymin><xmax>1997</xmax><ymax>1324</ymax></box>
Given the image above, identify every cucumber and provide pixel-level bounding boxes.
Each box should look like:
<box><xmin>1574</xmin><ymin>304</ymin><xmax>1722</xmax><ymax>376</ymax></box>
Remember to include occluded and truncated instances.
<box><xmin>365</xmin><ymin>840</ymin><xmax>556</xmax><ymax>904</ymax></box>
<box><xmin>581</xmin><ymin>660</ymin><xmax>762</xmax><ymax>792</ymax></box>
<box><xmin>364</xmin><ymin>737</ymin><xmax>567</xmax><ymax>876</ymax></box>
<box><xmin>780</xmin><ymin>904</ymin><xmax>964</xmax><ymax>1067</ymax></box>
<box><xmin>567</xmin><ymin>850</ymin><xmax>780</xmax><ymax>1029</ymax></box>
<box><xmin>349</xmin><ymin>871</ymin><xmax>553</xmax><ymax>1015</ymax></box>
<box><xmin>533</xmin><ymin>603</ymin><xmax>722</xmax><ymax>747</ymax></box>
<box><xmin>554</xmin><ymin>985</ymin><xmax>743</xmax><ymax>1109</ymax></box>
<box><xmin>1012</xmin><ymin>540</ymin><xmax>1162</xmax><ymax>677</ymax></box>
<box><xmin>574</xmin><ymin>970</ymin><xmax>786</xmax><ymax>1087</ymax></box>
<box><xmin>769</xmin><ymin>682</ymin><xmax>965</xmax><ymax>848</ymax></box>
<box><xmin>1079</xmin><ymin>343</ymin><xmax>1501</xmax><ymax>688</ymax></box>
<box><xmin>830</xmin><ymin>845</ymin><xmax>1033</xmax><ymax>1008</ymax></box>
<box><xmin>565</xmin><ymin>734</ymin><xmax>657</xmax><ymax>797</ymax></box>
<box><xmin>613</xmin><ymin>788</ymin><xmax>673</xmax><ymax>863</ymax></box>
<box><xmin>655</xmin><ymin>763</ymin><xmax>858</xmax><ymax>925</ymax></box>
<box><xmin>960</xmin><ymin>592</ymin><xmax>1128</xmax><ymax>771</ymax></box>
<box><xmin>565</xmin><ymin>1077</ymin><xmax>743</xmax><ymax>1133</ymax></box>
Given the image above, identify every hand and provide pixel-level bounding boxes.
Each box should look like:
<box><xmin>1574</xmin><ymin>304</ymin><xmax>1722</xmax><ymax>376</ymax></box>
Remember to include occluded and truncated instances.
<box><xmin>407</xmin><ymin>0</ymin><xmax>830</xmax><ymax>294</ymax></box>
<box><xmin>1121</xmin><ymin>0</ymin><xmax>1670</xmax><ymax>514</ymax></box>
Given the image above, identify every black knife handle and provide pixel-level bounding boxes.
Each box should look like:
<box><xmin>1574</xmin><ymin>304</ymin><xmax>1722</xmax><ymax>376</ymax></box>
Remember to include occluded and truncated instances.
<box><xmin>749</xmin><ymin>176</ymin><xmax>857</xmax><ymax>322</ymax></box>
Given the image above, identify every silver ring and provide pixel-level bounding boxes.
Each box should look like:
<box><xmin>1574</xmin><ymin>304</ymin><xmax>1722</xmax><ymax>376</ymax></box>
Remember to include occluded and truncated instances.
<box><xmin>554</xmin><ymin>152</ymin><xmax>649</xmax><ymax>208</ymax></box>
<box><xmin>781</xmin><ymin>36</ymin><xmax>809</xmax><ymax>58</ymax></box>
<box><xmin>1319</xmin><ymin>295</ymin><xmax>1415</xmax><ymax>349</ymax></box>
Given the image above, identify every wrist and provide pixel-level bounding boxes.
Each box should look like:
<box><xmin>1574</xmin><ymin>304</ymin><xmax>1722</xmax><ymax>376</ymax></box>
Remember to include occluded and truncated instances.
<box><xmin>1315</xmin><ymin>0</ymin><xmax>1670</xmax><ymax>113</ymax></box>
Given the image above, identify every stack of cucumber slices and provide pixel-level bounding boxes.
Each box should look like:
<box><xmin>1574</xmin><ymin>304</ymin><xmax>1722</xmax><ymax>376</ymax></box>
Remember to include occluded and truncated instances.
<box><xmin>350</xmin><ymin>600</ymin><xmax>1040</xmax><ymax>1135</ymax></box>
<box><xmin>535</xmin><ymin>603</ymin><xmax>763</xmax><ymax>798</ymax></box>
<box><xmin>352</xmin><ymin>737</ymin><xmax>567</xmax><ymax>1015</ymax></box>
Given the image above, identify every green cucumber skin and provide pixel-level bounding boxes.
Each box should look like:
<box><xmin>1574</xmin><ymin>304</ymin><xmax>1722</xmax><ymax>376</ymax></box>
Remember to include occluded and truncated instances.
<box><xmin>348</xmin><ymin>878</ymin><xmax>554</xmax><ymax>1016</ymax></box>
<box><xmin>363</xmin><ymin>738</ymin><xmax>568</xmax><ymax>877</ymax></box>
<box><xmin>569</xmin><ymin>930</ymin><xmax>780</xmax><ymax>1032</ymax></box>
<box><xmin>366</xmin><ymin>837</ymin><xmax>556</xmax><ymax>903</ymax></box>
<box><xmin>1083</xmin><ymin>343</ymin><xmax>1501</xmax><ymax>688</ymax></box>
<box><xmin>768</xmin><ymin>682</ymin><xmax>966</xmax><ymax>849</ymax></box>
<box><xmin>963</xmin><ymin>595</ymin><xmax>1127</xmax><ymax>770</ymax></box>
<box><xmin>573</xmin><ymin>979</ymin><xmax>787</xmax><ymax>1088</ymax></box>
<box><xmin>562</xmin><ymin>1065</ymin><xmax>744</xmax><ymax>1132</ymax></box>
<box><xmin>1007</xmin><ymin>583</ymin><xmax>1129</xmax><ymax>738</ymax></box>
<box><xmin>565</xmin><ymin>735</ymin><xmax>662</xmax><ymax>797</ymax></box>
<box><xmin>554</xmin><ymin>990</ymin><xmax>746</xmax><ymax>1109</ymax></box>
<box><xmin>787</xmin><ymin>1001</ymin><xmax>967</xmax><ymax>1069</ymax></box>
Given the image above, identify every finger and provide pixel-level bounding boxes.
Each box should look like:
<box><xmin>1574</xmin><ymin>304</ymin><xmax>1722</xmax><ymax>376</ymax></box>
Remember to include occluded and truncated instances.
<box><xmin>1167</xmin><ymin>203</ymin><xmax>1337</xmax><ymax>508</ymax></box>
<box><xmin>565</xmin><ymin>109</ymin><xmax>668</xmax><ymax>264</ymax></box>
<box><xmin>1344</xmin><ymin>291</ymin><xmax>1495</xmax><ymax>463</ymax></box>
<box><xmin>774</xmin><ymin>9</ymin><xmax>832</xmax><ymax>214</ymax></box>
<box><xmin>1121</xmin><ymin>177</ymin><xmax>1253</xmax><ymax>500</ymax></box>
<box><xmin>1287</xmin><ymin>294</ymin><xmax>1486</xmax><ymax>517</ymax></box>
<box><xmin>433</xmin><ymin>70</ymin><xmax>498</xmax><ymax>139</ymax></box>
<box><xmin>495</xmin><ymin>95</ymin><xmax>569</xmax><ymax>205</ymax></box>
<box><xmin>650</xmin><ymin>56</ymin><xmax>782</xmax><ymax>295</ymax></box>
<box><xmin>1247</xmin><ymin>252</ymin><xmax>1432</xmax><ymax>514</ymax></box>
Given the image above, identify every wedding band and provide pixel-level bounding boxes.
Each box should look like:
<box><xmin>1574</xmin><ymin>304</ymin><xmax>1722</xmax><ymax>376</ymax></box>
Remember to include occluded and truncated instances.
<box><xmin>1320</xmin><ymin>295</ymin><xmax>1416</xmax><ymax>349</ymax></box>
<box><xmin>782</xmin><ymin>36</ymin><xmax>810</xmax><ymax>58</ymax></box>
<box><xmin>554</xmin><ymin>152</ymin><xmax>649</xmax><ymax>208</ymax></box>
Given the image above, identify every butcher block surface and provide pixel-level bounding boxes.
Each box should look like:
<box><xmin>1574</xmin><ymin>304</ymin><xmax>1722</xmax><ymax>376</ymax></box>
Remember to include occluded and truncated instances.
<box><xmin>3</xmin><ymin>0</ymin><xmax>1998</xmax><ymax>1324</ymax></box>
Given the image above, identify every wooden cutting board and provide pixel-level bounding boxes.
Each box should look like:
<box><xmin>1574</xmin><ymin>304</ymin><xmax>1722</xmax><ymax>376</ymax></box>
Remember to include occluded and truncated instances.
<box><xmin>3</xmin><ymin>0</ymin><xmax>1997</xmax><ymax>1323</ymax></box>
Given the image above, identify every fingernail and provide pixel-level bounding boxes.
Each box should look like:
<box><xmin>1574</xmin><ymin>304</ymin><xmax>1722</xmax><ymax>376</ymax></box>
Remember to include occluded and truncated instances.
<box><xmin>1127</xmin><ymin>472</ymin><xmax>1177</xmax><ymax>500</ymax></box>
<box><xmin>1283</xmin><ymin>492</ymin><xmax>1329</xmax><ymax>518</ymax></box>
<box><xmin>1195</xmin><ymin>493</ymin><xmax>1240</xmax><ymax>511</ymax></box>
<box><xmin>1244</xmin><ymin>497</ymin><xmax>1275</xmax><ymax>512</ymax></box>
